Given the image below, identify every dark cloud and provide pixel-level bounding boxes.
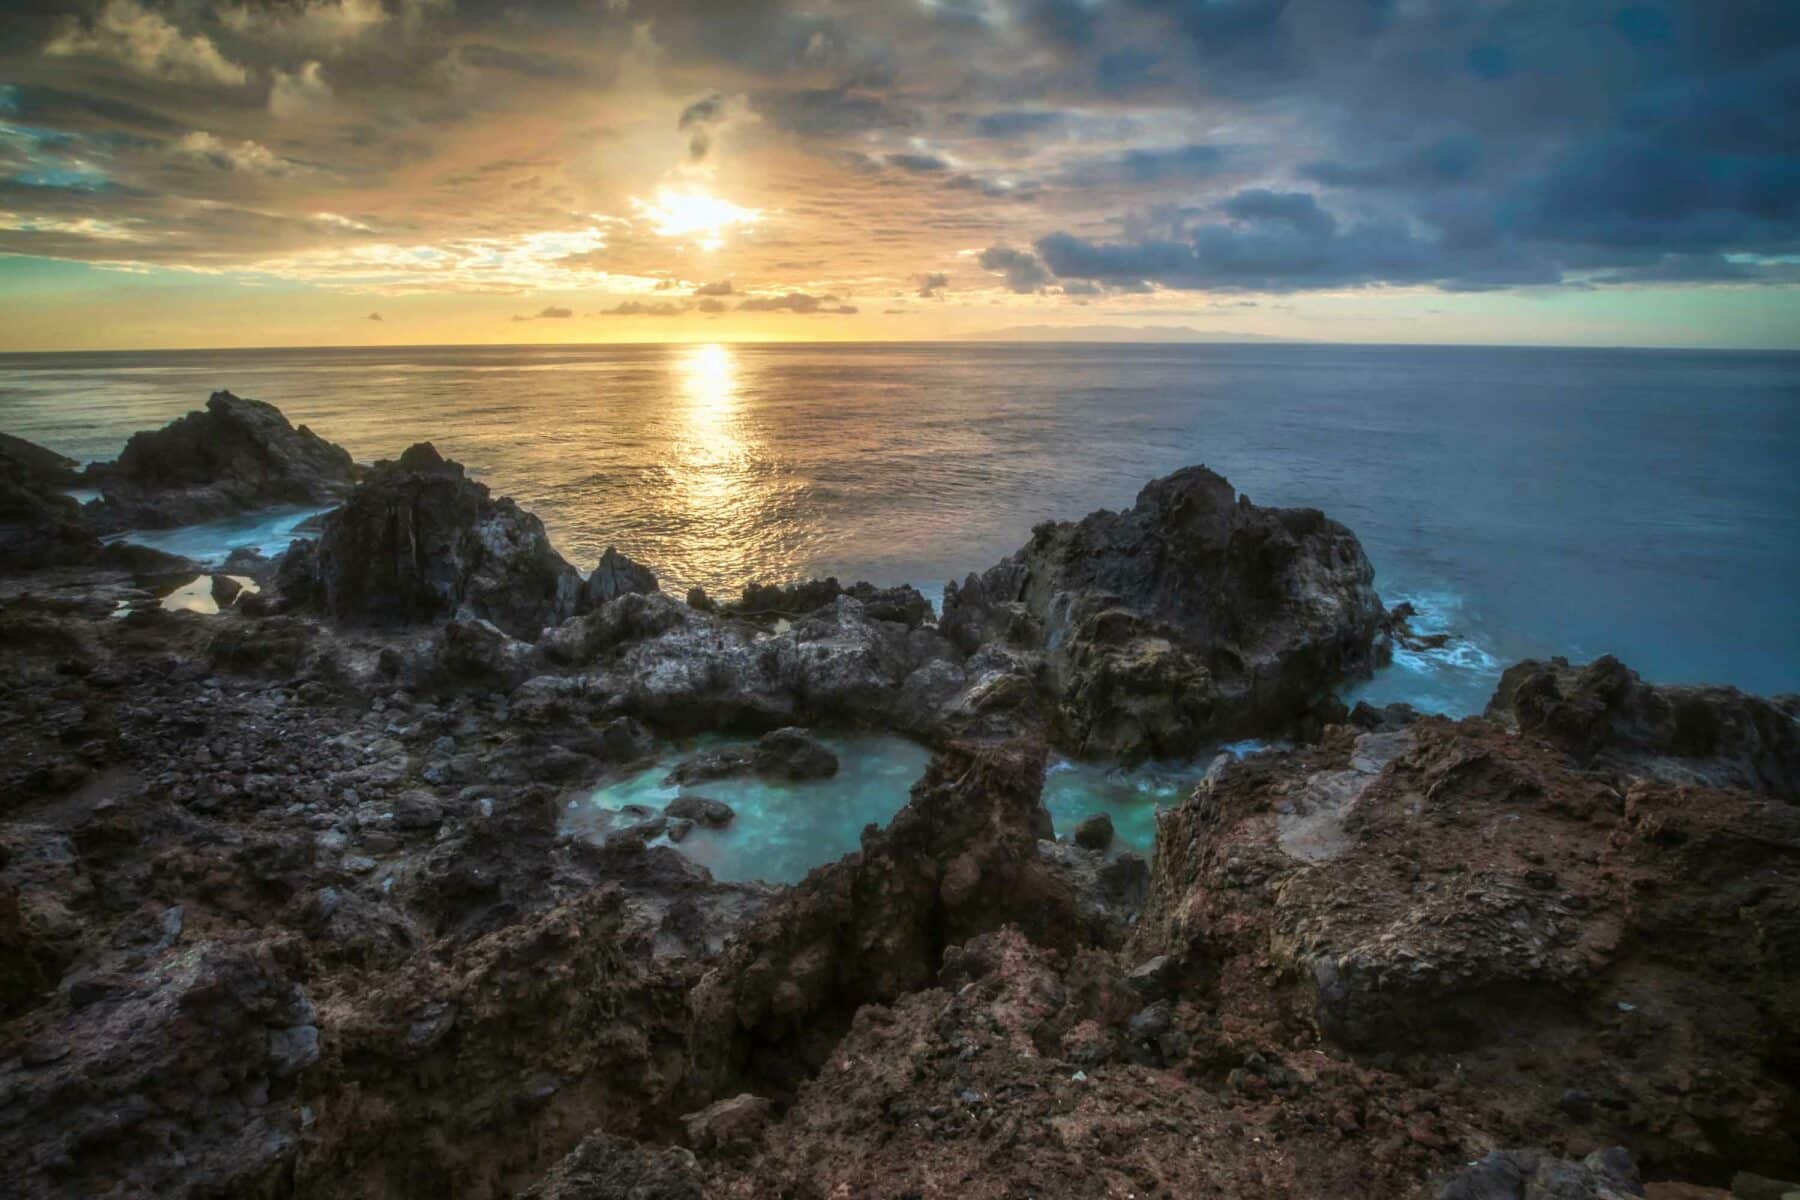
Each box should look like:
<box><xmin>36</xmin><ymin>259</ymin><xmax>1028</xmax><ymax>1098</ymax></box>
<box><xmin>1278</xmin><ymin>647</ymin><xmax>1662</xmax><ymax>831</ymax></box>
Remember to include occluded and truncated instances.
<box><xmin>512</xmin><ymin>305</ymin><xmax>573</xmax><ymax>321</ymax></box>
<box><xmin>917</xmin><ymin>271</ymin><xmax>948</xmax><ymax>298</ymax></box>
<box><xmin>886</xmin><ymin>152</ymin><xmax>949</xmax><ymax>174</ymax></box>
<box><xmin>737</xmin><ymin>291</ymin><xmax>858</xmax><ymax>314</ymax></box>
<box><xmin>1053</xmin><ymin>143</ymin><xmax>1226</xmax><ymax>188</ymax></box>
<box><xmin>693</xmin><ymin>279</ymin><xmax>734</xmax><ymax>296</ymax></box>
<box><xmin>677</xmin><ymin>90</ymin><xmax>727</xmax><ymax>160</ymax></box>
<box><xmin>752</xmin><ymin>86</ymin><xmax>917</xmax><ymax>137</ymax></box>
<box><xmin>1300</xmin><ymin>136</ymin><xmax>1482</xmax><ymax>190</ymax></box>
<box><xmin>970</xmin><ymin>111</ymin><xmax>1066</xmax><ymax>139</ymax></box>
<box><xmin>979</xmin><ymin>245</ymin><xmax>1051</xmax><ymax>293</ymax></box>
<box><xmin>365</xmin><ymin>311</ymin><xmax>382</xmax><ymax>321</ymax></box>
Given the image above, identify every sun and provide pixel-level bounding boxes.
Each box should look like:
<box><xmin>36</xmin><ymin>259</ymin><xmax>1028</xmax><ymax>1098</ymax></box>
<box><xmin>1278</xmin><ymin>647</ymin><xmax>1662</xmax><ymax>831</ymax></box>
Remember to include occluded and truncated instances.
<box><xmin>632</xmin><ymin>188</ymin><xmax>760</xmax><ymax>251</ymax></box>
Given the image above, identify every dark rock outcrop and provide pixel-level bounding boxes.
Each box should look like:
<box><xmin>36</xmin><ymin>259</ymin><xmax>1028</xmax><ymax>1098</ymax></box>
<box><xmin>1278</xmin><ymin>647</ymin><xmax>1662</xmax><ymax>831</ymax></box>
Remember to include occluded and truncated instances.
<box><xmin>283</xmin><ymin>443</ymin><xmax>583</xmax><ymax>640</ymax></box>
<box><xmin>942</xmin><ymin>465</ymin><xmax>1386</xmax><ymax>761</ymax></box>
<box><xmin>720</xmin><ymin>577</ymin><xmax>934</xmax><ymax>628</ymax></box>
<box><xmin>586</xmin><ymin>545</ymin><xmax>659</xmax><ymax>607</ymax></box>
<box><xmin>1488</xmin><ymin>654</ymin><xmax>1800</xmax><ymax>800</ymax></box>
<box><xmin>86</xmin><ymin>390</ymin><xmax>355</xmax><ymax>529</ymax></box>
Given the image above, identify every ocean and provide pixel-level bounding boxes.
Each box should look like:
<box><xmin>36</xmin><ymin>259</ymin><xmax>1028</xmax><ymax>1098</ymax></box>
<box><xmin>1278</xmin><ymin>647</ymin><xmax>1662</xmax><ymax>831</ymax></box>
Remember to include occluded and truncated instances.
<box><xmin>3</xmin><ymin>341</ymin><xmax>1797</xmax><ymax>723</ymax></box>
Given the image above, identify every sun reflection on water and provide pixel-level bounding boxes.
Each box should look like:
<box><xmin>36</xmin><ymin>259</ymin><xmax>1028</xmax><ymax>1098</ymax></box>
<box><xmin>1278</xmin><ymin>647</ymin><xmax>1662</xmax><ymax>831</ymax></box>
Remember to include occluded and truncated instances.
<box><xmin>672</xmin><ymin>344</ymin><xmax>755</xmax><ymax>584</ymax></box>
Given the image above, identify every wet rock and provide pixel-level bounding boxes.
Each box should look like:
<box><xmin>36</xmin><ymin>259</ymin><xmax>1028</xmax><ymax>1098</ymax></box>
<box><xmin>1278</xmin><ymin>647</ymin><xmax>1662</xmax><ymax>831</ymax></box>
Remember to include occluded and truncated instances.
<box><xmin>287</xmin><ymin>442</ymin><xmax>582</xmax><ymax>640</ymax></box>
<box><xmin>664</xmin><ymin>726</ymin><xmax>838</xmax><ymax>785</ymax></box>
<box><xmin>586</xmin><ymin>545</ymin><xmax>659</xmax><ymax>607</ymax></box>
<box><xmin>86</xmin><ymin>390</ymin><xmax>354</xmax><ymax>530</ymax></box>
<box><xmin>941</xmin><ymin>464</ymin><xmax>1387</xmax><ymax>761</ymax></box>
<box><xmin>1073</xmin><ymin>811</ymin><xmax>1114</xmax><ymax>850</ymax></box>
<box><xmin>664</xmin><ymin>794</ymin><xmax>735</xmax><ymax>827</ymax></box>
<box><xmin>0</xmin><ymin>434</ymin><xmax>102</xmax><ymax>570</ymax></box>
<box><xmin>1350</xmin><ymin>699</ymin><xmax>1423</xmax><ymax>732</ymax></box>
<box><xmin>209</xmin><ymin>573</ymin><xmax>244</xmax><ymax>607</ymax></box>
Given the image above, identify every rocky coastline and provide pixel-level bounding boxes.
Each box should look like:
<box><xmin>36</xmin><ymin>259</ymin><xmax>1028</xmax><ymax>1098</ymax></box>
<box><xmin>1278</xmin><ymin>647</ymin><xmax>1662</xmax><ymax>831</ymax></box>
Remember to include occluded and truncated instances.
<box><xmin>2</xmin><ymin>392</ymin><xmax>1796</xmax><ymax>1199</ymax></box>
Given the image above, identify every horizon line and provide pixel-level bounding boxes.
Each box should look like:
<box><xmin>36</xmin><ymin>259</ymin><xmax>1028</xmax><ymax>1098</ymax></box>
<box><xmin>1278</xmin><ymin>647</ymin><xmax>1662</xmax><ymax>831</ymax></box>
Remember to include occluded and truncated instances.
<box><xmin>3</xmin><ymin>337</ymin><xmax>1798</xmax><ymax>357</ymax></box>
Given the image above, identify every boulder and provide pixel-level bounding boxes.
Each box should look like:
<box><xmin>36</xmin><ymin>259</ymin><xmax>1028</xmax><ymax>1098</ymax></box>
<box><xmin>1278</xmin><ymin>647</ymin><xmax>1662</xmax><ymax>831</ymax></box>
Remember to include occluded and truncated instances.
<box><xmin>941</xmin><ymin>465</ymin><xmax>1387</xmax><ymax>761</ymax></box>
<box><xmin>1073</xmin><ymin>811</ymin><xmax>1114</xmax><ymax>850</ymax></box>
<box><xmin>586</xmin><ymin>545</ymin><xmax>659</xmax><ymax>607</ymax></box>
<box><xmin>0</xmin><ymin>432</ymin><xmax>101</xmax><ymax>570</ymax></box>
<box><xmin>664</xmin><ymin>794</ymin><xmax>735</xmax><ymax>827</ymax></box>
<box><xmin>86</xmin><ymin>390</ymin><xmax>355</xmax><ymax>529</ymax></box>
<box><xmin>520</xmin><ymin>1133</ymin><xmax>704</xmax><ymax>1200</ymax></box>
<box><xmin>720</xmin><ymin>577</ymin><xmax>933</xmax><ymax>628</ymax></box>
<box><xmin>663</xmin><ymin>727</ymin><xmax>837</xmax><ymax>786</ymax></box>
<box><xmin>681</xmin><ymin>1093</ymin><xmax>771</xmax><ymax>1152</ymax></box>
<box><xmin>286</xmin><ymin>442</ymin><xmax>582</xmax><ymax>640</ymax></box>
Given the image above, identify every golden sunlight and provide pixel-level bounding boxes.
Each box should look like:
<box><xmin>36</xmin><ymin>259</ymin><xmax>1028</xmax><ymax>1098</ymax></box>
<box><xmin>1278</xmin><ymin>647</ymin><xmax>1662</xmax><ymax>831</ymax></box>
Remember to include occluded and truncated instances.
<box><xmin>632</xmin><ymin>188</ymin><xmax>760</xmax><ymax>251</ymax></box>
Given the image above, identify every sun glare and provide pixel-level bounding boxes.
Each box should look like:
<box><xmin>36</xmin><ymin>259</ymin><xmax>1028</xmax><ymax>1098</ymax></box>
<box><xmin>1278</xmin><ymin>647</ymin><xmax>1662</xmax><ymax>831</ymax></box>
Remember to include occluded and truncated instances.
<box><xmin>633</xmin><ymin>188</ymin><xmax>759</xmax><ymax>251</ymax></box>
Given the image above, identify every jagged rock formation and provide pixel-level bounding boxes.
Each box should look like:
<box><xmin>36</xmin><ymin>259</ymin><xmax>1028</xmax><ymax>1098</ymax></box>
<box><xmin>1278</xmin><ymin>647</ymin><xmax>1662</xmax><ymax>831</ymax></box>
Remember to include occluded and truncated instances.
<box><xmin>942</xmin><ymin>465</ymin><xmax>1387</xmax><ymax>760</ymax></box>
<box><xmin>282</xmin><ymin>442</ymin><xmax>583</xmax><ymax>640</ymax></box>
<box><xmin>0</xmin><ymin>434</ymin><xmax>96</xmax><ymax>569</ymax></box>
<box><xmin>1488</xmin><ymin>654</ymin><xmax>1800</xmax><ymax>799</ymax></box>
<box><xmin>585</xmin><ymin>545</ymin><xmax>659</xmax><ymax>607</ymax></box>
<box><xmin>86</xmin><ymin>390</ymin><xmax>355</xmax><ymax>529</ymax></box>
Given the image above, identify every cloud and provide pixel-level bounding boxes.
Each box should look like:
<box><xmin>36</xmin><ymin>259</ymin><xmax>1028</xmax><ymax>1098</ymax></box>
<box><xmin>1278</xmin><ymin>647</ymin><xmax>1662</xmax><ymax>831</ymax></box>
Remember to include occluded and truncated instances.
<box><xmin>978</xmin><ymin>245</ymin><xmax>1051</xmax><ymax>293</ymax></box>
<box><xmin>171</xmin><ymin>132</ymin><xmax>305</xmax><ymax>177</ymax></box>
<box><xmin>970</xmin><ymin>111</ymin><xmax>1066</xmax><ymax>139</ymax></box>
<box><xmin>217</xmin><ymin>0</ymin><xmax>389</xmax><ymax>51</ymax></box>
<box><xmin>365</xmin><ymin>311</ymin><xmax>382</xmax><ymax>320</ymax></box>
<box><xmin>693</xmin><ymin>279</ymin><xmax>734</xmax><ymax>296</ymax></box>
<box><xmin>753</xmin><ymin>86</ymin><xmax>918</xmax><ymax>137</ymax></box>
<box><xmin>1301</xmin><ymin>136</ymin><xmax>1483</xmax><ymax>190</ymax></box>
<box><xmin>512</xmin><ymin>305</ymin><xmax>574</xmax><ymax>321</ymax></box>
<box><xmin>1034</xmin><ymin>189</ymin><xmax>1449</xmax><ymax>292</ymax></box>
<box><xmin>270</xmin><ymin>62</ymin><xmax>334</xmax><ymax>119</ymax></box>
<box><xmin>737</xmin><ymin>291</ymin><xmax>858</xmax><ymax>314</ymax></box>
<box><xmin>917</xmin><ymin>271</ymin><xmax>948</xmax><ymax>298</ymax></box>
<box><xmin>1053</xmin><ymin>144</ymin><xmax>1226</xmax><ymax>188</ymax></box>
<box><xmin>604</xmin><ymin>300</ymin><xmax>686</xmax><ymax>316</ymax></box>
<box><xmin>887</xmin><ymin>152</ymin><xmax>949</xmax><ymax>174</ymax></box>
<box><xmin>677</xmin><ymin>91</ymin><xmax>730</xmax><ymax>160</ymax></box>
<box><xmin>694</xmin><ymin>297</ymin><xmax>728</xmax><ymax>313</ymax></box>
<box><xmin>45</xmin><ymin>0</ymin><xmax>247</xmax><ymax>87</ymax></box>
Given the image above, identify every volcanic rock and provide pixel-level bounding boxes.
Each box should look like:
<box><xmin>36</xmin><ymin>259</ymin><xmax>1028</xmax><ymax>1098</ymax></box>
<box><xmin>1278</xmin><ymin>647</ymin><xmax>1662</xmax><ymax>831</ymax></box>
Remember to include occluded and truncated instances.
<box><xmin>586</xmin><ymin>545</ymin><xmax>659</xmax><ymax>607</ymax></box>
<box><xmin>941</xmin><ymin>464</ymin><xmax>1387</xmax><ymax>761</ymax></box>
<box><xmin>285</xmin><ymin>442</ymin><xmax>583</xmax><ymax>639</ymax></box>
<box><xmin>85</xmin><ymin>390</ymin><xmax>355</xmax><ymax>530</ymax></box>
<box><xmin>1488</xmin><ymin>654</ymin><xmax>1800</xmax><ymax>799</ymax></box>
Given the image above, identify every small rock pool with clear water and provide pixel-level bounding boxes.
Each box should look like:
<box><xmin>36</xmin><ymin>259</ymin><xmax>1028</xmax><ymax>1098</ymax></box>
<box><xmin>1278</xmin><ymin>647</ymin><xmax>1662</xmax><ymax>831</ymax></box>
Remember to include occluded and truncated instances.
<box><xmin>561</xmin><ymin>732</ymin><xmax>1252</xmax><ymax>885</ymax></box>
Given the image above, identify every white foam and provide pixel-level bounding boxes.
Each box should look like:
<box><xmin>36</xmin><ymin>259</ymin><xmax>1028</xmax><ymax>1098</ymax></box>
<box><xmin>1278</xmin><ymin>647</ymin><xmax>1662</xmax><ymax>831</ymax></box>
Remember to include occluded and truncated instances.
<box><xmin>103</xmin><ymin>505</ymin><xmax>330</xmax><ymax>567</ymax></box>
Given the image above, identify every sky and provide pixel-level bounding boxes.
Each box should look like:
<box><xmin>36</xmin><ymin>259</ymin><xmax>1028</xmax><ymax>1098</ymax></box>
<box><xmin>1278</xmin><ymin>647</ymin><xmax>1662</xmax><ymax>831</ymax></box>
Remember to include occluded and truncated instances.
<box><xmin>1</xmin><ymin>0</ymin><xmax>1798</xmax><ymax>350</ymax></box>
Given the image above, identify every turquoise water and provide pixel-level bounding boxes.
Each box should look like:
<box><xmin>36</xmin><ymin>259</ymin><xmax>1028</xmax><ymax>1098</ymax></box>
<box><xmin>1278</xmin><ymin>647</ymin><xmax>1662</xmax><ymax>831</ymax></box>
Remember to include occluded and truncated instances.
<box><xmin>1043</xmin><ymin>744</ymin><xmax>1264</xmax><ymax>854</ymax></box>
<box><xmin>564</xmin><ymin>734</ymin><xmax>935</xmax><ymax>884</ymax></box>
<box><xmin>561</xmin><ymin>732</ymin><xmax>1262</xmax><ymax>882</ymax></box>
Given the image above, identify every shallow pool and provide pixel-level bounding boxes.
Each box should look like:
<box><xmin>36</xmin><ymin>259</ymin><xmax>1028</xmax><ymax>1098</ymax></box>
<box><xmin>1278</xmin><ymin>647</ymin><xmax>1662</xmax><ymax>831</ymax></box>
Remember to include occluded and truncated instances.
<box><xmin>103</xmin><ymin>504</ymin><xmax>331</xmax><ymax>566</ymax></box>
<box><xmin>564</xmin><ymin>732</ymin><xmax>1265</xmax><ymax>883</ymax></box>
<box><xmin>565</xmin><ymin>734</ymin><xmax>935</xmax><ymax>884</ymax></box>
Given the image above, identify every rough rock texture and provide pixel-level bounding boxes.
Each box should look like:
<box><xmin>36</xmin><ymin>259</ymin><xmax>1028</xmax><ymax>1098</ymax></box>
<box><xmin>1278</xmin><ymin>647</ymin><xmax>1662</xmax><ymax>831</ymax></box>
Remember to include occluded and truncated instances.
<box><xmin>86</xmin><ymin>391</ymin><xmax>355</xmax><ymax>530</ymax></box>
<box><xmin>1488</xmin><ymin>655</ymin><xmax>1800</xmax><ymax>800</ymax></box>
<box><xmin>285</xmin><ymin>443</ymin><xmax>583</xmax><ymax>640</ymax></box>
<box><xmin>941</xmin><ymin>465</ymin><xmax>1387</xmax><ymax>761</ymax></box>
<box><xmin>1436</xmin><ymin>1147</ymin><xmax>1644</xmax><ymax>1200</ymax></box>
<box><xmin>664</xmin><ymin>727</ymin><xmax>838</xmax><ymax>785</ymax></box>
<box><xmin>530</xmin><ymin>591</ymin><xmax>964</xmax><ymax>737</ymax></box>
<box><xmin>1136</xmin><ymin>684</ymin><xmax>1800</xmax><ymax>1184</ymax></box>
<box><xmin>719</xmin><ymin>578</ymin><xmax>934</xmax><ymax>628</ymax></box>
<box><xmin>585</xmin><ymin>546</ymin><xmax>659</xmax><ymax>608</ymax></box>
